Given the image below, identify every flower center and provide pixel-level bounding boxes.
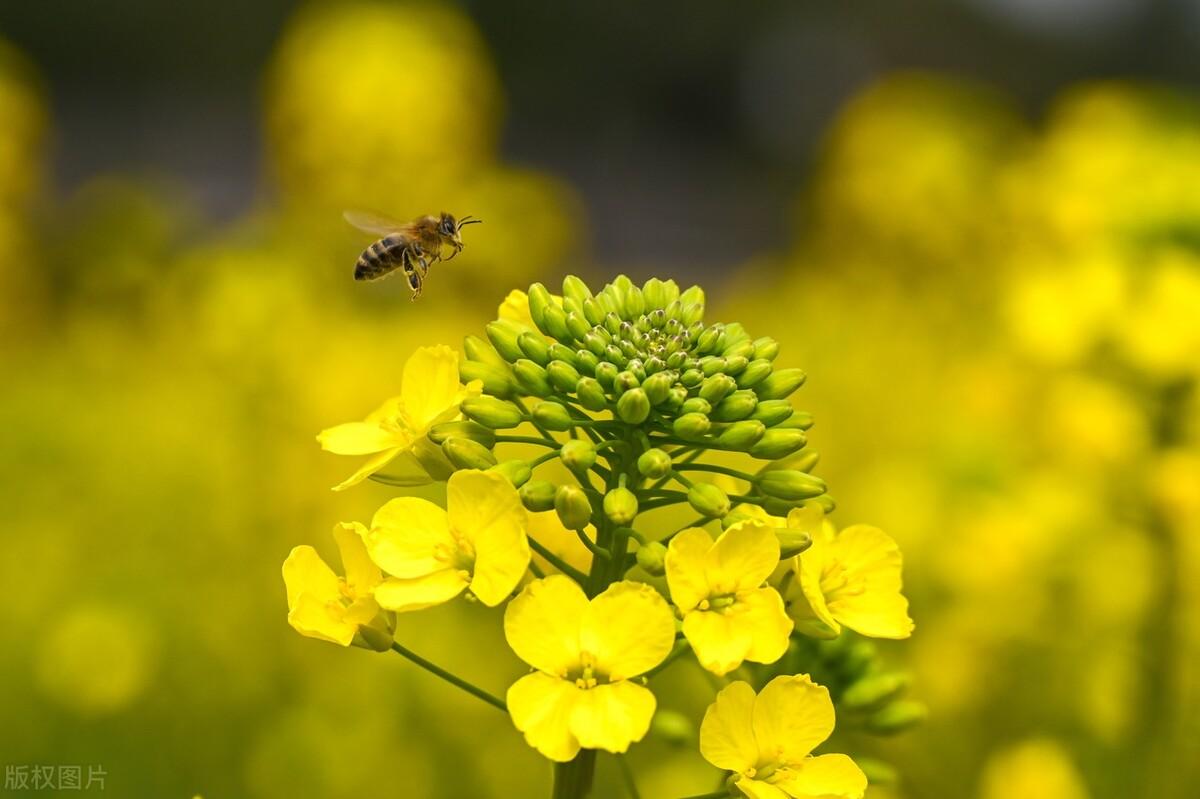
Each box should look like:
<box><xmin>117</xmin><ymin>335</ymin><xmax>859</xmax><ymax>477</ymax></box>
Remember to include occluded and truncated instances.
<box><xmin>697</xmin><ymin>593</ymin><xmax>737</xmax><ymax>613</ymax></box>
<box><xmin>568</xmin><ymin>651</ymin><xmax>608</xmax><ymax>689</ymax></box>
<box><xmin>434</xmin><ymin>531</ymin><xmax>477</xmax><ymax>573</ymax></box>
<box><xmin>819</xmin><ymin>562</ymin><xmax>861</xmax><ymax>599</ymax></box>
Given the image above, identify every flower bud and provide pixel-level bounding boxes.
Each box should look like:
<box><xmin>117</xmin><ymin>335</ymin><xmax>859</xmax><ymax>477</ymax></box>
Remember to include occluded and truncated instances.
<box><xmin>560</xmin><ymin>439</ymin><xmax>597</xmax><ymax>471</ymax></box>
<box><xmin>710</xmin><ymin>390</ymin><xmax>758</xmax><ymax>422</ymax></box>
<box><xmin>532</xmin><ymin>400</ymin><xmax>573</xmax><ymax>431</ymax></box>
<box><xmin>442</xmin><ymin>437</ymin><xmax>498</xmax><ymax>470</ymax></box>
<box><xmin>513</xmin><ymin>359</ymin><xmax>554</xmax><ymax>397</ymax></box>
<box><xmin>547</xmin><ymin>342</ymin><xmax>577</xmax><ymax>365</ymax></box>
<box><xmin>582</xmin><ymin>297</ymin><xmax>606</xmax><ymax>326</ymax></box>
<box><xmin>688</xmin><ymin>483</ymin><xmax>731</xmax><ymax>517</ymax></box>
<box><xmin>555</xmin><ymin>484</ymin><xmax>593</xmax><ymax>530</ymax></box>
<box><xmin>604</xmin><ymin>344</ymin><xmax>627</xmax><ymax>367</ymax></box>
<box><xmin>842</xmin><ymin>672</ymin><xmax>911</xmax><ymax>712</ymax></box>
<box><xmin>635</xmin><ymin>541</ymin><xmax>668</xmax><ymax>576</ymax></box>
<box><xmin>616</xmin><ymin>388</ymin><xmax>651</xmax><ymax>424</ymax></box>
<box><xmin>546</xmin><ymin>360</ymin><xmax>582</xmax><ymax>393</ymax></box>
<box><xmin>754</xmin><ymin>368</ymin><xmax>807</xmax><ymax>400</ymax></box>
<box><xmin>750</xmin><ymin>429</ymin><xmax>807</xmax><ymax>459</ymax></box>
<box><xmin>723</xmin><ymin>355</ymin><xmax>748</xmax><ymax>375</ymax></box>
<box><xmin>761</xmin><ymin>497</ymin><xmax>802</xmax><ymax>517</ymax></box>
<box><xmin>723</xmin><ymin>340</ymin><xmax>756</xmax><ymax>361</ymax></box>
<box><xmin>428</xmin><ymin>420</ymin><xmax>496</xmax><ymax>448</ymax></box>
<box><xmin>775</xmin><ymin>410</ymin><xmax>814</xmax><ymax>430</ymax></box>
<box><xmin>490</xmin><ymin>459</ymin><xmax>532</xmax><ymax>488</ymax></box>
<box><xmin>613</xmin><ymin>370</ymin><xmax>640</xmax><ymax>396</ymax></box>
<box><xmin>664</xmin><ymin>386</ymin><xmax>688</xmax><ymax>411</ymax></box>
<box><xmin>353</xmin><ymin>621</ymin><xmax>395</xmax><ymax>652</ymax></box>
<box><xmin>460</xmin><ymin>360</ymin><xmax>517</xmax><ymax>397</ymax></box>
<box><xmin>562</xmin><ymin>275</ymin><xmax>593</xmax><ymax>308</ymax></box>
<box><xmin>464</xmin><ymin>334</ymin><xmax>508</xmax><ymax>369</ymax></box>
<box><xmin>603</xmin><ymin>487</ymin><xmax>639</xmax><ymax>525</ymax></box>
<box><xmin>699</xmin><ymin>374</ymin><xmax>736</xmax><ymax>404</ymax></box>
<box><xmin>673</xmin><ymin>412</ymin><xmax>711</xmax><ymax>440</ymax></box>
<box><xmin>737</xmin><ymin>358</ymin><xmax>773</xmax><ymax>388</ymax></box>
<box><xmin>485</xmin><ymin>320</ymin><xmax>527</xmax><ymax>363</ymax></box>
<box><xmin>594</xmin><ymin>361</ymin><xmax>619</xmax><ymax>389</ymax></box>
<box><xmin>857</xmin><ymin>759</ymin><xmax>899</xmax><ymax>788</ymax></box>
<box><xmin>526</xmin><ymin>283</ymin><xmax>555</xmax><ymax>331</ymax></box>
<box><xmin>716</xmin><ymin>419</ymin><xmax>766</xmax><ymax>451</ymax></box>
<box><xmin>776</xmin><ymin>529</ymin><xmax>812</xmax><ymax>558</ymax></box>
<box><xmin>520</xmin><ymin>479</ymin><xmax>557</xmax><ymax>512</ymax></box>
<box><xmin>809</xmin><ymin>494</ymin><xmax>836</xmax><ymax>513</ymax></box>
<box><xmin>537</xmin><ymin>302</ymin><xmax>568</xmax><ymax>341</ymax></box>
<box><xmin>760</xmin><ymin>449</ymin><xmax>820</xmax><ymax>474</ymax></box>
<box><xmin>700</xmin><ymin>356</ymin><xmax>726</xmax><ymax>377</ymax></box>
<box><xmin>624</xmin><ymin>285</ymin><xmax>645</xmax><ymax>317</ymax></box>
<box><xmin>583</xmin><ymin>331</ymin><xmax>607</xmax><ymax>356</ymax></box>
<box><xmin>566</xmin><ymin>311</ymin><xmax>591</xmax><ymax>341</ymax></box>
<box><xmin>753</xmin><ymin>336</ymin><xmax>780</xmax><ymax>361</ymax></box>
<box><xmin>516</xmin><ymin>331</ymin><xmax>550</xmax><ymax>365</ymax></box>
<box><xmin>758</xmin><ymin>470</ymin><xmax>827</xmax><ymax>501</ymax></box>
<box><xmin>865</xmin><ymin>700</ymin><xmax>928</xmax><ymax>735</ymax></box>
<box><xmin>643</xmin><ymin>372</ymin><xmax>674</xmax><ymax>406</ymax></box>
<box><xmin>462</xmin><ymin>396</ymin><xmax>524</xmax><ymax>429</ymax></box>
<box><xmin>575</xmin><ymin>349</ymin><xmax>600</xmax><ymax>375</ymax></box>
<box><xmin>604</xmin><ymin>311</ymin><xmax>623</xmax><ymax>335</ymax></box>
<box><xmin>637</xmin><ymin>448</ymin><xmax>672</xmax><ymax>479</ymax></box>
<box><xmin>749</xmin><ymin>399</ymin><xmax>794</xmax><ymax>426</ymax></box>
<box><xmin>642</xmin><ymin>278</ymin><xmax>668</xmax><ymax>310</ymax></box>
<box><xmin>680</xmin><ymin>368</ymin><xmax>704</xmax><ymax>388</ymax></box>
<box><xmin>695</xmin><ymin>325</ymin><xmax>723</xmax><ymax>354</ymax></box>
<box><xmin>680</xmin><ymin>397</ymin><xmax>711</xmax><ymax>415</ymax></box>
<box><xmin>575</xmin><ymin>377</ymin><xmax>609</xmax><ymax>411</ymax></box>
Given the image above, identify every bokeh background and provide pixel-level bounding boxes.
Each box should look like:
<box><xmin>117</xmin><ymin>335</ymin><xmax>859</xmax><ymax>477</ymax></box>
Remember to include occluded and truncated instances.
<box><xmin>2</xmin><ymin>1</ymin><xmax>1199</xmax><ymax>797</ymax></box>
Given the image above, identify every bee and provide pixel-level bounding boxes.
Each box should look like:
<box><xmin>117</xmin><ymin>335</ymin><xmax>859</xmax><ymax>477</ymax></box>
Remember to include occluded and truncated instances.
<box><xmin>343</xmin><ymin>210</ymin><xmax>482</xmax><ymax>299</ymax></box>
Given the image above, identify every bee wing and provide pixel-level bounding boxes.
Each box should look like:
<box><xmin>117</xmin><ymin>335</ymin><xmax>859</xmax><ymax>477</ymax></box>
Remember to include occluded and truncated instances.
<box><xmin>343</xmin><ymin>209</ymin><xmax>408</xmax><ymax>236</ymax></box>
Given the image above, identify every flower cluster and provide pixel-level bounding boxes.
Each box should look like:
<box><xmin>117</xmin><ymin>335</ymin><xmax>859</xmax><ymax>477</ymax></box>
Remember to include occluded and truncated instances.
<box><xmin>283</xmin><ymin>276</ymin><xmax>919</xmax><ymax>798</ymax></box>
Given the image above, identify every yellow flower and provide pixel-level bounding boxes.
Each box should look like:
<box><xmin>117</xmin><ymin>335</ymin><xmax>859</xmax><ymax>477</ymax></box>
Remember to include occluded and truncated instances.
<box><xmin>503</xmin><ymin>576</ymin><xmax>675</xmax><ymax>761</ymax></box>
<box><xmin>701</xmin><ymin>675</ymin><xmax>867</xmax><ymax>799</ymax></box>
<box><xmin>362</xmin><ymin>470</ymin><xmax>530</xmax><ymax>610</ymax></box>
<box><xmin>666</xmin><ymin>520</ymin><xmax>792</xmax><ymax>675</ymax></box>
<box><xmin>786</xmin><ymin>510</ymin><xmax>913</xmax><ymax>640</ymax></box>
<box><xmin>498</xmin><ymin>288</ymin><xmax>537</xmax><ymax>329</ymax></box>
<box><xmin>282</xmin><ymin>522</ymin><xmax>388</xmax><ymax>648</ymax></box>
<box><xmin>317</xmin><ymin>345</ymin><xmax>478</xmax><ymax>491</ymax></box>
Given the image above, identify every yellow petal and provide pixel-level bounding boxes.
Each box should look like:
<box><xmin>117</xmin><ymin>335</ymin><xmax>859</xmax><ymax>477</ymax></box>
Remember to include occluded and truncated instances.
<box><xmin>752</xmin><ymin>675</ymin><xmax>835</xmax><ymax>764</ymax></box>
<box><xmin>504</xmin><ymin>575</ymin><xmax>587</xmax><ymax>675</ymax></box>
<box><xmin>773</xmin><ymin>754</ymin><xmax>867</xmax><ymax>799</ymax></box>
<box><xmin>507</xmin><ymin>671</ymin><xmax>582</xmax><ymax>762</ymax></box>
<box><xmin>699</xmin><ymin>680</ymin><xmax>759</xmax><ymax>773</ymax></box>
<box><xmin>582</xmin><ymin>581</ymin><xmax>675</xmax><ymax>680</ymax></box>
<box><xmin>331</xmin><ymin>447</ymin><xmax>404</xmax><ymax>492</ymax></box>
<box><xmin>568</xmin><ymin>681</ymin><xmax>657</xmax><ymax>753</ymax></box>
<box><xmin>401</xmin><ymin>345</ymin><xmax>465</xmax><ymax>433</ymax></box>
<box><xmin>683</xmin><ymin>608</ymin><xmax>753</xmax><ymax>675</ymax></box>
<box><xmin>826</xmin><ymin>525</ymin><xmax>913</xmax><ymax>639</ymax></box>
<box><xmin>498</xmin><ymin>289</ymin><xmax>538</xmax><ymax>329</ymax></box>
<box><xmin>332</xmin><ymin>522</ymin><xmax>381</xmax><ymax>594</ymax></box>
<box><xmin>317</xmin><ymin>421</ymin><xmax>407</xmax><ymax>455</ymax></box>
<box><xmin>735</xmin><ymin>779</ymin><xmax>790</xmax><ymax>799</ymax></box>
<box><xmin>733</xmin><ymin>587</ymin><xmax>793</xmax><ymax>665</ymax></box>
<box><xmin>287</xmin><ymin>592</ymin><xmax>357</xmax><ymax>646</ymax></box>
<box><xmin>666</xmin><ymin>527</ymin><xmax>716</xmax><ymax>611</ymax></box>
<box><xmin>282</xmin><ymin>545</ymin><xmax>341</xmax><ymax>609</ymax></box>
<box><xmin>366</xmin><ymin>497</ymin><xmax>453</xmax><ymax>578</ymax></box>
<box><xmin>710</xmin><ymin>520</ymin><xmax>781</xmax><ymax>595</ymax></box>
<box><xmin>448</xmin><ymin>470</ymin><xmax>531</xmax><ymax>606</ymax></box>
<box><xmin>374</xmin><ymin>570</ymin><xmax>469</xmax><ymax>611</ymax></box>
<box><xmin>794</xmin><ymin>535</ymin><xmax>841</xmax><ymax>636</ymax></box>
<box><xmin>372</xmin><ymin>450</ymin><xmax>436</xmax><ymax>487</ymax></box>
<box><xmin>342</xmin><ymin>596</ymin><xmax>381</xmax><ymax>628</ymax></box>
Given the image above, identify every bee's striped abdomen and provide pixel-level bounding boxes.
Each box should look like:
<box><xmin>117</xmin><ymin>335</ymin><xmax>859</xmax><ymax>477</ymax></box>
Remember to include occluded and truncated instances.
<box><xmin>354</xmin><ymin>235</ymin><xmax>410</xmax><ymax>281</ymax></box>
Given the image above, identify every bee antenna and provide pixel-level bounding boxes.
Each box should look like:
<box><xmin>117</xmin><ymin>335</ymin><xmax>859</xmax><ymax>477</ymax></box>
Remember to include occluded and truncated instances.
<box><xmin>458</xmin><ymin>218</ymin><xmax>483</xmax><ymax>227</ymax></box>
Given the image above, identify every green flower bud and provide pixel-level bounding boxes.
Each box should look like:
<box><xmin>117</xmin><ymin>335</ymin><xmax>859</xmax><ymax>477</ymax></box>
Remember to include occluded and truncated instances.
<box><xmin>865</xmin><ymin>700</ymin><xmax>928</xmax><ymax>735</ymax></box>
<box><xmin>442</xmin><ymin>437</ymin><xmax>498</xmax><ymax>470</ymax></box>
<box><xmin>604</xmin><ymin>344</ymin><xmax>627</xmax><ymax>367</ymax></box>
<box><xmin>666</xmin><ymin>350</ymin><xmax>688</xmax><ymax>369</ymax></box>
<box><xmin>716</xmin><ymin>419</ymin><xmax>766</xmax><ymax>451</ymax></box>
<box><xmin>755</xmin><ymin>368</ymin><xmax>807</xmax><ymax>400</ymax></box>
<box><xmin>723</xmin><ymin>340</ymin><xmax>756</xmax><ymax>362</ymax></box>
<box><xmin>710</xmin><ymin>390</ymin><xmax>758</xmax><ymax>422</ymax></box>
<box><xmin>546</xmin><ymin>359</ymin><xmax>582</xmax><ymax>393</ymax></box>
<box><xmin>562</xmin><ymin>275</ymin><xmax>593</xmax><ymax>308</ymax></box>
<box><xmin>761</xmin><ymin>497</ymin><xmax>802</xmax><ymax>517</ymax></box>
<box><xmin>760</xmin><ymin>449</ymin><xmax>820</xmax><ymax>474</ymax></box>
<box><xmin>809</xmin><ymin>494</ymin><xmax>836</xmax><ymax>513</ymax></box>
<box><xmin>561</xmin><ymin>295</ymin><xmax>582</xmax><ymax>319</ymax></box>
<box><xmin>560</xmin><ymin>439</ymin><xmax>597</xmax><ymax>471</ymax></box>
<box><xmin>695</xmin><ymin>325</ymin><xmax>723</xmax><ymax>354</ymax></box>
<box><xmin>775</xmin><ymin>410</ymin><xmax>814</xmax><ymax>430</ymax></box>
<box><xmin>750</xmin><ymin>429</ymin><xmax>808</xmax><ymax>459</ymax></box>
<box><xmin>603</xmin><ymin>487</ymin><xmax>639</xmax><ymax>525</ymax></box>
<box><xmin>532</xmin><ymin>400</ymin><xmax>573</xmax><ymax>431</ymax></box>
<box><xmin>555</xmin><ymin>484</ymin><xmax>593</xmax><ymax>530</ymax></box>
<box><xmin>518</xmin><ymin>331</ymin><xmax>551</xmax><ymax>365</ymax></box>
<box><xmin>857</xmin><ymin>759</ymin><xmax>899</xmax><ymax>787</ymax></box>
<box><xmin>749</xmin><ymin>399</ymin><xmax>794</xmax><ymax>426</ymax></box>
<box><xmin>526</xmin><ymin>283</ymin><xmax>555</xmax><ymax>332</ymax></box>
<box><xmin>664</xmin><ymin>299</ymin><xmax>683</xmax><ymax>322</ymax></box>
<box><xmin>776</xmin><ymin>529</ymin><xmax>812</xmax><ymax>558</ymax></box>
<box><xmin>680</xmin><ymin>302</ymin><xmax>704</xmax><ymax>327</ymax></box>
<box><xmin>616</xmin><ymin>388</ymin><xmax>651</xmax><ymax>424</ymax></box>
<box><xmin>840</xmin><ymin>639</ymin><xmax>878</xmax><ymax>680</ymax></box>
<box><xmin>737</xmin><ymin>358</ymin><xmax>773</xmax><ymax>388</ymax></box>
<box><xmin>688</xmin><ymin>483</ymin><xmax>731</xmax><ymax>518</ymax></box>
<box><xmin>594</xmin><ymin>361</ymin><xmax>619</xmax><ymax>389</ymax></box>
<box><xmin>679</xmin><ymin>284</ymin><xmax>705</xmax><ymax>310</ymax></box>
<box><xmin>353</xmin><ymin>620</ymin><xmax>395</xmax><ymax>652</ymax></box>
<box><xmin>582</xmin><ymin>297</ymin><xmax>606</xmax><ymax>326</ymax></box>
<box><xmin>635</xmin><ymin>541</ymin><xmax>668</xmax><ymax>576</ymax></box>
<box><xmin>485</xmin><ymin>320</ymin><xmax>527</xmax><ymax>363</ymax></box>
<box><xmin>699</xmin><ymin>374</ymin><xmax>736</xmax><ymax>404</ymax></box>
<box><xmin>490</xmin><ymin>459</ymin><xmax>532</xmax><ymax>488</ymax></box>
<box><xmin>624</xmin><ymin>285</ymin><xmax>645</xmax><ymax>317</ymax></box>
<box><xmin>680</xmin><ymin>368</ymin><xmax>703</xmax><ymax>388</ymax></box>
<box><xmin>613</xmin><ymin>370</ymin><xmax>640</xmax><ymax>396</ymax></box>
<box><xmin>514</xmin><ymin>359</ymin><xmax>553</xmax><ymax>397</ymax></box>
<box><xmin>842</xmin><ymin>673</ymin><xmax>911</xmax><ymax>712</ymax></box>
<box><xmin>673</xmin><ymin>412</ymin><xmax>711</xmax><ymax>440</ymax></box>
<box><xmin>565</xmin><ymin>311</ymin><xmax>591</xmax><ymax>341</ymax></box>
<box><xmin>723</xmin><ymin>355</ymin><xmax>748</xmax><ymax>375</ymax></box>
<box><xmin>642</xmin><ymin>277</ymin><xmax>668</xmax><ymax>310</ymax></box>
<box><xmin>753</xmin><ymin>336</ymin><xmax>780</xmax><ymax>361</ymax></box>
<box><xmin>700</xmin><ymin>356</ymin><xmax>726</xmax><ymax>377</ymax></box>
<box><xmin>462</xmin><ymin>396</ymin><xmax>524</xmax><ymax>429</ymax></box>
<box><xmin>464</xmin><ymin>335</ymin><xmax>507</xmax><ymax>369</ymax></box>
<box><xmin>460</xmin><ymin>360</ymin><xmax>517</xmax><ymax>397</ymax></box>
<box><xmin>541</xmin><ymin>304</ymin><xmax>571</xmax><ymax>342</ymax></box>
<box><xmin>604</xmin><ymin>311</ymin><xmax>622</xmax><ymax>336</ymax></box>
<box><xmin>583</xmin><ymin>331</ymin><xmax>607</xmax><ymax>356</ymax></box>
<box><xmin>627</xmin><ymin>359</ymin><xmax>646</xmax><ymax>382</ymax></box>
<box><xmin>520</xmin><ymin>479</ymin><xmax>557</xmax><ymax>512</ymax></box>
<box><xmin>664</xmin><ymin>385</ymin><xmax>688</xmax><ymax>411</ymax></box>
<box><xmin>576</xmin><ymin>377</ymin><xmax>609</xmax><ymax>411</ymax></box>
<box><xmin>643</xmin><ymin>372</ymin><xmax>673</xmax><ymax>406</ymax></box>
<box><xmin>758</xmin><ymin>470</ymin><xmax>827</xmax><ymax>501</ymax></box>
<box><xmin>575</xmin><ymin>349</ymin><xmax>600</xmax><ymax>375</ymax></box>
<box><xmin>680</xmin><ymin>397</ymin><xmax>711</xmax><ymax>415</ymax></box>
<box><xmin>548</xmin><ymin>342</ymin><xmax>577</xmax><ymax>365</ymax></box>
<box><xmin>428</xmin><ymin>420</ymin><xmax>496</xmax><ymax>448</ymax></box>
<box><xmin>637</xmin><ymin>448</ymin><xmax>672</xmax><ymax>479</ymax></box>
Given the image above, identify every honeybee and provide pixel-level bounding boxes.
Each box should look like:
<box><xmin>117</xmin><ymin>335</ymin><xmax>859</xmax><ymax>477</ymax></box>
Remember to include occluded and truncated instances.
<box><xmin>343</xmin><ymin>210</ymin><xmax>482</xmax><ymax>299</ymax></box>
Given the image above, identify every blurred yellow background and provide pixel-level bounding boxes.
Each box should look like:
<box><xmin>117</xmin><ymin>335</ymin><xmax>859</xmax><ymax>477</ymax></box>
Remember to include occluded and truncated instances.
<box><xmin>1</xmin><ymin>1</ymin><xmax>1198</xmax><ymax>797</ymax></box>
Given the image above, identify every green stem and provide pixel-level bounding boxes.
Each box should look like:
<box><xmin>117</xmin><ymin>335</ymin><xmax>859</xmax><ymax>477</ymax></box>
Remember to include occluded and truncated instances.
<box><xmin>530</xmin><ymin>449</ymin><xmax>561</xmax><ymax>468</ymax></box>
<box><xmin>496</xmin><ymin>434</ymin><xmax>563</xmax><ymax>448</ymax></box>
<box><xmin>675</xmin><ymin>463</ymin><xmax>757</xmax><ymax>482</ymax></box>
<box><xmin>553</xmin><ymin>751</ymin><xmax>597</xmax><ymax>799</ymax></box>
<box><xmin>389</xmin><ymin>642</ymin><xmax>507</xmax><ymax>712</ymax></box>
<box><xmin>616</xmin><ymin>755</ymin><xmax>642</xmax><ymax>799</ymax></box>
<box><xmin>645</xmin><ymin>641</ymin><xmax>691</xmax><ymax>679</ymax></box>
<box><xmin>575</xmin><ymin>528</ymin><xmax>612</xmax><ymax>560</ymax></box>
<box><xmin>528</xmin><ymin>537</ymin><xmax>588</xmax><ymax>583</ymax></box>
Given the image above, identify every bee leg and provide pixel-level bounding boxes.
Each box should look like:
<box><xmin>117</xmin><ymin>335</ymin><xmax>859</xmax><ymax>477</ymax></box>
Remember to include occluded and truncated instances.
<box><xmin>402</xmin><ymin>247</ymin><xmax>423</xmax><ymax>301</ymax></box>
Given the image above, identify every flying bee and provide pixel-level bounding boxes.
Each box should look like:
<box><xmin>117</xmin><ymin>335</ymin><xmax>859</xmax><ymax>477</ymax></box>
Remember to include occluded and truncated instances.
<box><xmin>343</xmin><ymin>210</ymin><xmax>482</xmax><ymax>299</ymax></box>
